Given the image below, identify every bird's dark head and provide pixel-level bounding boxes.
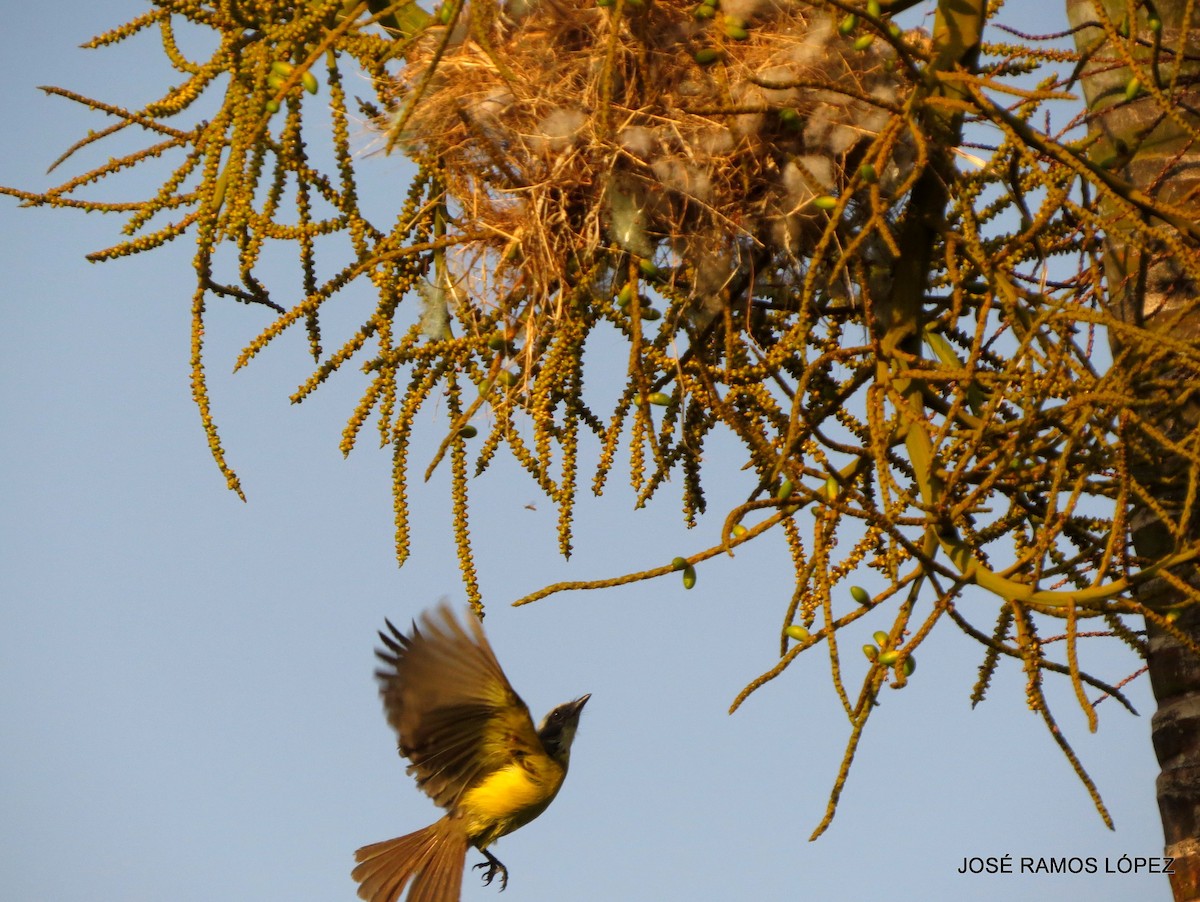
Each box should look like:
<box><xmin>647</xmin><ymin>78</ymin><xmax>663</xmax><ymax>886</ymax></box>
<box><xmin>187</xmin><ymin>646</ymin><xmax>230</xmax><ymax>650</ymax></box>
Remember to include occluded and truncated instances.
<box><xmin>537</xmin><ymin>694</ymin><xmax>590</xmax><ymax>764</ymax></box>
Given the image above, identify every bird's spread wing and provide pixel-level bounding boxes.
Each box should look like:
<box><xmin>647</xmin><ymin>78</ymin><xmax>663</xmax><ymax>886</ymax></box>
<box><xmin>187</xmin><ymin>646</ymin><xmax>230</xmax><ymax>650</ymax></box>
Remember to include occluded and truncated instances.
<box><xmin>374</xmin><ymin>604</ymin><xmax>544</xmax><ymax>810</ymax></box>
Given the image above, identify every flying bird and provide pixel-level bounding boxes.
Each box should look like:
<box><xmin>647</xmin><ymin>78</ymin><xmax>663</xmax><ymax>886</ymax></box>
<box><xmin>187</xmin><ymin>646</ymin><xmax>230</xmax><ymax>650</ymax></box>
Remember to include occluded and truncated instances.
<box><xmin>353</xmin><ymin>604</ymin><xmax>590</xmax><ymax>902</ymax></box>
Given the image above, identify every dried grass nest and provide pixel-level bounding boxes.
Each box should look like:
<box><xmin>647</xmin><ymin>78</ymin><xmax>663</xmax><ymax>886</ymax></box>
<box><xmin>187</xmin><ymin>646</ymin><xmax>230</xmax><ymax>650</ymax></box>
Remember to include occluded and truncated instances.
<box><xmin>387</xmin><ymin>0</ymin><xmax>926</xmax><ymax>318</ymax></box>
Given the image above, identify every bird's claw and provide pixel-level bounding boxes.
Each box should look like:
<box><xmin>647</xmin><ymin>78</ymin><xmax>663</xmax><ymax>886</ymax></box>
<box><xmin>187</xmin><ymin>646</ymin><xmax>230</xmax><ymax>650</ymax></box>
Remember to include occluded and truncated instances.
<box><xmin>473</xmin><ymin>856</ymin><xmax>509</xmax><ymax>891</ymax></box>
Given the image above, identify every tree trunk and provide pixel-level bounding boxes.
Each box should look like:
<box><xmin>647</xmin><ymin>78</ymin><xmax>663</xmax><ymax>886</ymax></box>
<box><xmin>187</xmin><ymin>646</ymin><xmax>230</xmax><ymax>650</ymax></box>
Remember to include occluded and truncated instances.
<box><xmin>1068</xmin><ymin>2</ymin><xmax>1200</xmax><ymax>897</ymax></box>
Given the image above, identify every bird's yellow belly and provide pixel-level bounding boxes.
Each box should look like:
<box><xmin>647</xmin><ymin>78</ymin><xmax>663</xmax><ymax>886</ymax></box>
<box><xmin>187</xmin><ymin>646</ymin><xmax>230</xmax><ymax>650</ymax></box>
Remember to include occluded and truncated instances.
<box><xmin>460</xmin><ymin>760</ymin><xmax>564</xmax><ymax>846</ymax></box>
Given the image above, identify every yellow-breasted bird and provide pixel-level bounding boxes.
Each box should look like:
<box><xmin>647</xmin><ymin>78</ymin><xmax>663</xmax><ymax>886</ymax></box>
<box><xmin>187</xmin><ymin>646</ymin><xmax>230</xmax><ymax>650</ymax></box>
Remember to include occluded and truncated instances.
<box><xmin>352</xmin><ymin>604</ymin><xmax>590</xmax><ymax>902</ymax></box>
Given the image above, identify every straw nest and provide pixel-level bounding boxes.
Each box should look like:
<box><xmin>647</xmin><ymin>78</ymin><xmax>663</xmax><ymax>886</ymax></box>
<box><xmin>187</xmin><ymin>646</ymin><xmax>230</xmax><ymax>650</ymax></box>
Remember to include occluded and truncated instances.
<box><xmin>387</xmin><ymin>0</ymin><xmax>924</xmax><ymax>325</ymax></box>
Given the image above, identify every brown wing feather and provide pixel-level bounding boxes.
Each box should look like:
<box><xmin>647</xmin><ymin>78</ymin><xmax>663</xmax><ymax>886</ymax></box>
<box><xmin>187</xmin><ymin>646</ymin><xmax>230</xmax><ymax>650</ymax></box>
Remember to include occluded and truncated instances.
<box><xmin>375</xmin><ymin>604</ymin><xmax>544</xmax><ymax>810</ymax></box>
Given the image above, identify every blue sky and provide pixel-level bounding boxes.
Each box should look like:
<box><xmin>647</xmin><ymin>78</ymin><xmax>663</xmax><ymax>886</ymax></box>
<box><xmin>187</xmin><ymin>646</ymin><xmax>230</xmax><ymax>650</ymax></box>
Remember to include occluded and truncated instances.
<box><xmin>0</xmin><ymin>2</ymin><xmax>1172</xmax><ymax>901</ymax></box>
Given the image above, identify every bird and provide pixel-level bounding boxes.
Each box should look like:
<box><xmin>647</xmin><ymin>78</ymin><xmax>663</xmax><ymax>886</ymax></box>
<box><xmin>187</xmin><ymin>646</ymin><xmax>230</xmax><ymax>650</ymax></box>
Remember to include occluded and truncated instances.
<box><xmin>352</xmin><ymin>604</ymin><xmax>590</xmax><ymax>902</ymax></box>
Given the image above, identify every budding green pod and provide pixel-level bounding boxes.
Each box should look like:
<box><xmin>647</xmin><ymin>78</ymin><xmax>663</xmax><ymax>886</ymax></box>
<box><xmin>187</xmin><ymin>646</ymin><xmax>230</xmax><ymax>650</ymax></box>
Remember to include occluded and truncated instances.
<box><xmin>459</xmin><ymin>424</ymin><xmax>478</xmax><ymax>438</ymax></box>
<box><xmin>597</xmin><ymin>0</ymin><xmax>613</xmax><ymax>6</ymax></box>
<box><xmin>862</xmin><ymin>644</ymin><xmax>879</xmax><ymax>662</ymax></box>
<box><xmin>267</xmin><ymin>72</ymin><xmax>287</xmax><ymax>91</ymax></box>
<box><xmin>776</xmin><ymin>478</ymin><xmax>794</xmax><ymax>501</ymax></box>
<box><xmin>496</xmin><ymin>370</ymin><xmax>519</xmax><ymax>387</ymax></box>
<box><xmin>1149</xmin><ymin>15</ymin><xmax>1162</xmax><ymax>33</ymax></box>
<box><xmin>265</xmin><ymin>98</ymin><xmax>281</xmax><ymax>114</ymax></box>
<box><xmin>853</xmin><ymin>33</ymin><xmax>874</xmax><ymax>51</ymax></box>
<box><xmin>270</xmin><ymin>60</ymin><xmax>295</xmax><ymax>78</ymax></box>
<box><xmin>858</xmin><ymin>163</ymin><xmax>877</xmax><ymax>183</ymax></box>
<box><xmin>778</xmin><ymin>108</ymin><xmax>801</xmax><ymax>130</ymax></box>
<box><xmin>638</xmin><ymin>259</ymin><xmax>662</xmax><ymax>278</ymax></box>
<box><xmin>682</xmin><ymin>564</ymin><xmax>697</xmax><ymax>589</ymax></box>
<box><xmin>824</xmin><ymin>476</ymin><xmax>838</xmax><ymax>499</ymax></box>
<box><xmin>694</xmin><ymin>3</ymin><xmax>716</xmax><ymax>18</ymax></box>
<box><xmin>873</xmin><ymin>631</ymin><xmax>890</xmax><ymax>648</ymax></box>
<box><xmin>877</xmin><ymin>649</ymin><xmax>900</xmax><ymax>666</ymax></box>
<box><xmin>902</xmin><ymin>655</ymin><xmax>916</xmax><ymax>676</ymax></box>
<box><xmin>301</xmin><ymin>70</ymin><xmax>319</xmax><ymax>95</ymax></box>
<box><xmin>647</xmin><ymin>391</ymin><xmax>671</xmax><ymax>406</ymax></box>
<box><xmin>850</xmin><ymin>585</ymin><xmax>871</xmax><ymax>605</ymax></box>
<box><xmin>867</xmin><ymin>0</ymin><xmax>881</xmax><ymax>15</ymax></box>
<box><xmin>785</xmin><ymin>625</ymin><xmax>810</xmax><ymax>641</ymax></box>
<box><xmin>671</xmin><ymin>556</ymin><xmax>689</xmax><ymax>571</ymax></box>
<box><xmin>694</xmin><ymin>47</ymin><xmax>722</xmax><ymax>64</ymax></box>
<box><xmin>487</xmin><ymin>331</ymin><xmax>509</xmax><ymax>351</ymax></box>
<box><xmin>1124</xmin><ymin>77</ymin><xmax>1141</xmax><ymax>102</ymax></box>
<box><xmin>724</xmin><ymin>24</ymin><xmax>749</xmax><ymax>39</ymax></box>
<box><xmin>887</xmin><ymin>21</ymin><xmax>902</xmax><ymax>39</ymax></box>
<box><xmin>838</xmin><ymin>13</ymin><xmax>858</xmax><ymax>34</ymax></box>
<box><xmin>616</xmin><ymin>283</ymin><xmax>635</xmax><ymax>308</ymax></box>
<box><xmin>731</xmin><ymin>523</ymin><xmax>748</xmax><ymax>538</ymax></box>
<box><xmin>812</xmin><ymin>195</ymin><xmax>839</xmax><ymax>210</ymax></box>
<box><xmin>439</xmin><ymin>2</ymin><xmax>455</xmax><ymax>21</ymax></box>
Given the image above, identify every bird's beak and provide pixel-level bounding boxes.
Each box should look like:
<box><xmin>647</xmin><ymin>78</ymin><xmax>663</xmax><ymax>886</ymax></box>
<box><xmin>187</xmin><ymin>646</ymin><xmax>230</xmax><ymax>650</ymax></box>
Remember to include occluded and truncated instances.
<box><xmin>570</xmin><ymin>693</ymin><xmax>591</xmax><ymax>715</ymax></box>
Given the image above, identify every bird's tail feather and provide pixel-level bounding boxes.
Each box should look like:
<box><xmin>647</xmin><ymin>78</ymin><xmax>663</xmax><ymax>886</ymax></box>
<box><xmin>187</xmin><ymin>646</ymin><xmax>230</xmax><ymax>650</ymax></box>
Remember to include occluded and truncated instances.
<box><xmin>353</xmin><ymin>815</ymin><xmax>468</xmax><ymax>902</ymax></box>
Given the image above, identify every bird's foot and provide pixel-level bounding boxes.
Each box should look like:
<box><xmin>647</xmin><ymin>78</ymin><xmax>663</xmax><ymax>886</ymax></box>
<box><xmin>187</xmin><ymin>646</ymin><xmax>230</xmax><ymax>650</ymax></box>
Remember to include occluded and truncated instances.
<box><xmin>473</xmin><ymin>850</ymin><xmax>509</xmax><ymax>892</ymax></box>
